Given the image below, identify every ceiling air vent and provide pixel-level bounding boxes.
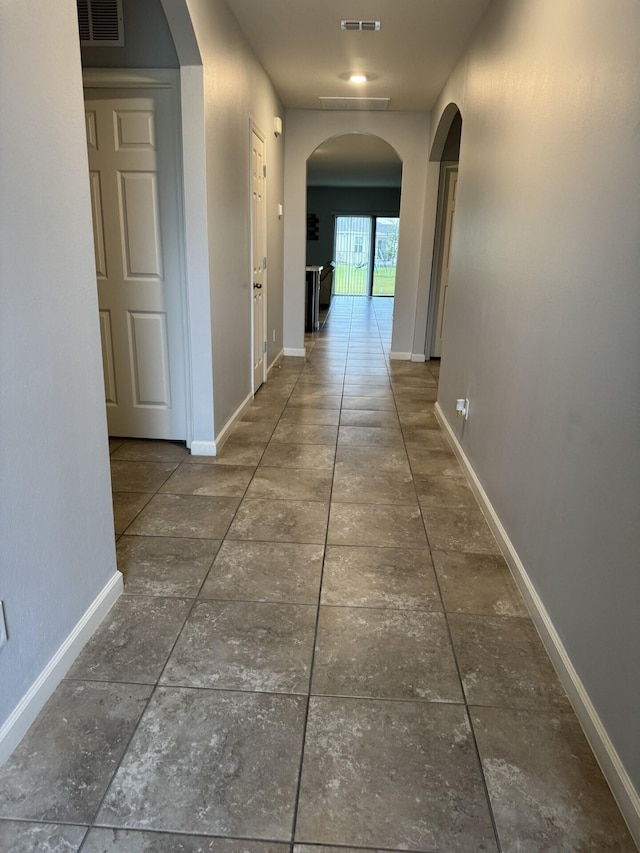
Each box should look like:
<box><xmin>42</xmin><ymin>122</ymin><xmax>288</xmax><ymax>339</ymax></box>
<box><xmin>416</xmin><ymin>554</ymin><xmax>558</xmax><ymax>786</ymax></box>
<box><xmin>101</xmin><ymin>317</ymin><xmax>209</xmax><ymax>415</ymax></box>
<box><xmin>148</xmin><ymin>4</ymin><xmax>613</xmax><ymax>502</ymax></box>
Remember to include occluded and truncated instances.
<box><xmin>77</xmin><ymin>0</ymin><xmax>124</xmax><ymax>46</ymax></box>
<box><xmin>320</xmin><ymin>97</ymin><xmax>390</xmax><ymax>111</ymax></box>
<box><xmin>341</xmin><ymin>20</ymin><xmax>381</xmax><ymax>31</ymax></box>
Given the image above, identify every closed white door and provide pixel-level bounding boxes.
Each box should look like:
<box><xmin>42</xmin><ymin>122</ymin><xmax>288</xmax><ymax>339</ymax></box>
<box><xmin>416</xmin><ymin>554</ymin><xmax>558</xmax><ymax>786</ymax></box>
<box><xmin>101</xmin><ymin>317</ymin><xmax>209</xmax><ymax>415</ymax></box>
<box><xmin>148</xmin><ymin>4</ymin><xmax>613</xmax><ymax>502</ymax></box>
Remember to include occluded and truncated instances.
<box><xmin>434</xmin><ymin>167</ymin><xmax>458</xmax><ymax>357</ymax></box>
<box><xmin>85</xmin><ymin>86</ymin><xmax>186</xmax><ymax>438</ymax></box>
<box><xmin>251</xmin><ymin>128</ymin><xmax>266</xmax><ymax>392</ymax></box>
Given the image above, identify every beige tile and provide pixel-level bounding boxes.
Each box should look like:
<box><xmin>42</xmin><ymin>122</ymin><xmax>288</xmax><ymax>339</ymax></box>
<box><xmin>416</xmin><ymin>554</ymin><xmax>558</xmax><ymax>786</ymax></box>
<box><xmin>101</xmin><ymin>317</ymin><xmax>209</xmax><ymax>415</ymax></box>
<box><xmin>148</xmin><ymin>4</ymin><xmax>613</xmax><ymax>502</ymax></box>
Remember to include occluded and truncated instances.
<box><xmin>260</xmin><ymin>442</ymin><xmax>336</xmax><ymax>470</ymax></box>
<box><xmin>246</xmin><ymin>466</ymin><xmax>333</xmax><ymax>501</ymax></box>
<box><xmin>110</xmin><ymin>461</ymin><xmax>178</xmax><ymax>493</ymax></box>
<box><xmin>126</xmin><ymin>494</ymin><xmax>240</xmax><ymax>539</ymax></box>
<box><xmin>449</xmin><ymin>613</ymin><xmax>570</xmax><ymax>711</ymax></box>
<box><xmin>321</xmin><ymin>545</ymin><xmax>441</xmax><ymax>610</ymax></box>
<box><xmin>112</xmin><ymin>492</ymin><xmax>153</xmax><ymax>535</ymax></box>
<box><xmin>227</xmin><ymin>498</ymin><xmax>330</xmax><ymax>544</ymax></box>
<box><xmin>337</xmin><ymin>426</ymin><xmax>404</xmax><ymax>447</ymax></box>
<box><xmin>423</xmin><ymin>507</ymin><xmax>501</xmax><ymax>554</ymax></box>
<box><xmin>433</xmin><ymin>550</ymin><xmax>529</xmax><ymax>616</ymax></box>
<box><xmin>270</xmin><ymin>422</ymin><xmax>338</xmax><ymax>445</ymax></box>
<box><xmin>201</xmin><ymin>540</ymin><xmax>323</xmax><ymax>603</ymax></box>
<box><xmin>328</xmin><ymin>503</ymin><xmax>428</xmax><ymax>549</ymax></box>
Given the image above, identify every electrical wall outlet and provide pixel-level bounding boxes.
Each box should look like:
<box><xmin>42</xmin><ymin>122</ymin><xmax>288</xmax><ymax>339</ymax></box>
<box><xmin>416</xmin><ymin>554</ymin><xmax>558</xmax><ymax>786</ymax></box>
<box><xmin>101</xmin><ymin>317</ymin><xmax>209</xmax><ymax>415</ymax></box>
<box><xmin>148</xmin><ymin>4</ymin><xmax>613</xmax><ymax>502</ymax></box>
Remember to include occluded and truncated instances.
<box><xmin>0</xmin><ymin>601</ymin><xmax>7</xmax><ymax>649</ymax></box>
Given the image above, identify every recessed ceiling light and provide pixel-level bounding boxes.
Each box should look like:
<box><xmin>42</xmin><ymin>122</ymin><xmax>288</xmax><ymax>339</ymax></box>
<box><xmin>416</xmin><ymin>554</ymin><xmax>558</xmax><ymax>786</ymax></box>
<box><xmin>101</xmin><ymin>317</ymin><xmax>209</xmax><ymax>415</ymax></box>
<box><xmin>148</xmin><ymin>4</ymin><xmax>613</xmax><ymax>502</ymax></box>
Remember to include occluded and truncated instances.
<box><xmin>350</xmin><ymin>74</ymin><xmax>368</xmax><ymax>83</ymax></box>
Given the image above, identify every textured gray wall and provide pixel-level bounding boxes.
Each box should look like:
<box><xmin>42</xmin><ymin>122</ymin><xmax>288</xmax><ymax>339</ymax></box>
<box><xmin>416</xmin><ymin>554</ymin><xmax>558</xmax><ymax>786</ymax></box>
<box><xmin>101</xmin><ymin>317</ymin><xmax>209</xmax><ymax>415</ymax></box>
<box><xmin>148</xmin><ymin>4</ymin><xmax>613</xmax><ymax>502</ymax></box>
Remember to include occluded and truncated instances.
<box><xmin>434</xmin><ymin>0</ymin><xmax>640</xmax><ymax>792</ymax></box>
<box><xmin>1</xmin><ymin>1</ymin><xmax>117</xmax><ymax>733</ymax></box>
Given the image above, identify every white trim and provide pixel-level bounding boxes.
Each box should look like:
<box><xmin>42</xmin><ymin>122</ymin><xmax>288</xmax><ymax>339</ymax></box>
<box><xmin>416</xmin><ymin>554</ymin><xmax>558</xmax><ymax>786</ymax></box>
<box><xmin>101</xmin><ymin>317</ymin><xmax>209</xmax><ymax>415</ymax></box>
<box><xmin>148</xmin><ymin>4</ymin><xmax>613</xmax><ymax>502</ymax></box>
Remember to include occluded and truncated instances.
<box><xmin>82</xmin><ymin>69</ymin><xmax>174</xmax><ymax>89</ymax></box>
<box><xmin>82</xmin><ymin>68</ymin><xmax>194</xmax><ymax>446</ymax></box>
<box><xmin>389</xmin><ymin>351</ymin><xmax>411</xmax><ymax>361</ymax></box>
<box><xmin>250</xmin><ymin>120</ymin><xmax>268</xmax><ymax>394</ymax></box>
<box><xmin>190</xmin><ymin>440</ymin><xmax>217</xmax><ymax>457</ymax></box>
<box><xmin>212</xmin><ymin>391</ymin><xmax>254</xmax><ymax>455</ymax></box>
<box><xmin>435</xmin><ymin>402</ymin><xmax>640</xmax><ymax>845</ymax></box>
<box><xmin>410</xmin><ymin>353</ymin><xmax>426</xmax><ymax>363</ymax></box>
<box><xmin>267</xmin><ymin>349</ymin><xmax>284</xmax><ymax>375</ymax></box>
<box><xmin>0</xmin><ymin>571</ymin><xmax>123</xmax><ymax>767</ymax></box>
<box><xmin>283</xmin><ymin>347</ymin><xmax>306</xmax><ymax>357</ymax></box>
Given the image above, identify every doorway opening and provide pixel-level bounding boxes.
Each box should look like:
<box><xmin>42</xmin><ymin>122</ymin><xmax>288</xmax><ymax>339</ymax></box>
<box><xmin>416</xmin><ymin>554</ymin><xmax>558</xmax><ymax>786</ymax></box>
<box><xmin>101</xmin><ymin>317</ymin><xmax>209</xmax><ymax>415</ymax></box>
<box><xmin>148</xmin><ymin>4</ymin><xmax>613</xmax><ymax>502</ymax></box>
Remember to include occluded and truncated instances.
<box><xmin>334</xmin><ymin>215</ymin><xmax>399</xmax><ymax>297</ymax></box>
<box><xmin>427</xmin><ymin>107</ymin><xmax>462</xmax><ymax>358</ymax></box>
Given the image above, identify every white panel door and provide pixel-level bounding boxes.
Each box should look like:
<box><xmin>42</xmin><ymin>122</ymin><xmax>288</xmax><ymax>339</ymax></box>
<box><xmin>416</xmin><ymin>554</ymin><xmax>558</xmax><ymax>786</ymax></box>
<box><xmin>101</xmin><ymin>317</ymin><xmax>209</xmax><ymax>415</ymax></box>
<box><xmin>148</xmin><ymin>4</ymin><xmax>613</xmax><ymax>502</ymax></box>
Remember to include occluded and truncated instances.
<box><xmin>251</xmin><ymin>128</ymin><xmax>266</xmax><ymax>392</ymax></box>
<box><xmin>434</xmin><ymin>167</ymin><xmax>458</xmax><ymax>358</ymax></box>
<box><xmin>85</xmin><ymin>87</ymin><xmax>186</xmax><ymax>439</ymax></box>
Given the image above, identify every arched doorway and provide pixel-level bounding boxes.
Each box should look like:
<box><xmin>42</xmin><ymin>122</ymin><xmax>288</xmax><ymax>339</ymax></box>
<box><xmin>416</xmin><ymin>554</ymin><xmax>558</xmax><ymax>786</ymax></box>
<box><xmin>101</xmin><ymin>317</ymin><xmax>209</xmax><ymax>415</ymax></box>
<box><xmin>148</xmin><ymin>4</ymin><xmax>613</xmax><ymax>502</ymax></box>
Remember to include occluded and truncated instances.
<box><xmin>306</xmin><ymin>134</ymin><xmax>402</xmax><ymax>305</ymax></box>
<box><xmin>282</xmin><ymin>111</ymin><xmax>430</xmax><ymax>360</ymax></box>
<box><xmin>426</xmin><ymin>106</ymin><xmax>462</xmax><ymax>359</ymax></box>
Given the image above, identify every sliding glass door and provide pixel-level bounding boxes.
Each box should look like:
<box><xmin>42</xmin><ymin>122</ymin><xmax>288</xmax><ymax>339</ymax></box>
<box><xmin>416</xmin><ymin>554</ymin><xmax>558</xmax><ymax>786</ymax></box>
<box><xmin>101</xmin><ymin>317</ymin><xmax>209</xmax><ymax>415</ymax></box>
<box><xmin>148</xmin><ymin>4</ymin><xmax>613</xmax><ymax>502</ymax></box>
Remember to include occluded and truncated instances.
<box><xmin>334</xmin><ymin>216</ymin><xmax>399</xmax><ymax>297</ymax></box>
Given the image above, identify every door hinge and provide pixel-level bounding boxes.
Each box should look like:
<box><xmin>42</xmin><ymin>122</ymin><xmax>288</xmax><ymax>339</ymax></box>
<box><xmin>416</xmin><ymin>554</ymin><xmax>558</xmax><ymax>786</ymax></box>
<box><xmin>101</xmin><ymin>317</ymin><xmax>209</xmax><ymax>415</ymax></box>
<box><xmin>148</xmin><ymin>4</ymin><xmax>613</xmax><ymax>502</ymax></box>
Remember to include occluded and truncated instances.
<box><xmin>263</xmin><ymin>257</ymin><xmax>267</xmax><ymax>270</ymax></box>
<box><xmin>263</xmin><ymin>341</ymin><xmax>267</xmax><ymax>353</ymax></box>
<box><xmin>263</xmin><ymin>165</ymin><xmax>267</xmax><ymax>178</ymax></box>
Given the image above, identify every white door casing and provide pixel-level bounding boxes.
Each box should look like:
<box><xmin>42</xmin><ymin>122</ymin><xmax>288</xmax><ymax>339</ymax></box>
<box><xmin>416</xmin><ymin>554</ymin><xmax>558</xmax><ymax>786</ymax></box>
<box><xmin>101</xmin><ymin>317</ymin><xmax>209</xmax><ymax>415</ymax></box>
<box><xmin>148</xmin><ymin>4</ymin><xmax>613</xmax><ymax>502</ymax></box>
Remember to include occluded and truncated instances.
<box><xmin>433</xmin><ymin>166</ymin><xmax>458</xmax><ymax>358</ymax></box>
<box><xmin>85</xmin><ymin>83</ymin><xmax>187</xmax><ymax>439</ymax></box>
<box><xmin>251</xmin><ymin>126</ymin><xmax>267</xmax><ymax>392</ymax></box>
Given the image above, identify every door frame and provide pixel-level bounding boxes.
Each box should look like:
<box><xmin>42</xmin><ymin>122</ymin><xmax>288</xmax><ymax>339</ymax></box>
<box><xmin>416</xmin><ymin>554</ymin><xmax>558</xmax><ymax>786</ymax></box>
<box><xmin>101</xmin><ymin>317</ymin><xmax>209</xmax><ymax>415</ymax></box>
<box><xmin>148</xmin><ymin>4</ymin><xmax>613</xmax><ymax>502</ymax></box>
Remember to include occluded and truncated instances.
<box><xmin>82</xmin><ymin>68</ymin><xmax>193</xmax><ymax>444</ymax></box>
<box><xmin>426</xmin><ymin>162</ymin><xmax>458</xmax><ymax>358</ymax></box>
<box><xmin>250</xmin><ymin>119</ymin><xmax>267</xmax><ymax>393</ymax></box>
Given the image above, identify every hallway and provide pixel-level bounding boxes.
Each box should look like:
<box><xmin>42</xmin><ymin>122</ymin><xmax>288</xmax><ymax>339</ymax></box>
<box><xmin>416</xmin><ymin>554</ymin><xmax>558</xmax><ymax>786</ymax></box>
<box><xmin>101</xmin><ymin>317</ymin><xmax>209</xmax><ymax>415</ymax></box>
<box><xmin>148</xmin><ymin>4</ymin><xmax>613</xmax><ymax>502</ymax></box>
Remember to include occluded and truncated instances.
<box><xmin>0</xmin><ymin>297</ymin><xmax>634</xmax><ymax>851</ymax></box>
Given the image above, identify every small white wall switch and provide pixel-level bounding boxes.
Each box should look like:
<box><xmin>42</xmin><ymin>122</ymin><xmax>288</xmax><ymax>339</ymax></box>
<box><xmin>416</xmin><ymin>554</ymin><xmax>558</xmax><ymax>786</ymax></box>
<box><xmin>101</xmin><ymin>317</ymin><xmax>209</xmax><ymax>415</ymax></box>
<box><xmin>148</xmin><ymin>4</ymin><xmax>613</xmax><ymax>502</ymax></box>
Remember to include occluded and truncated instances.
<box><xmin>0</xmin><ymin>602</ymin><xmax>7</xmax><ymax>649</ymax></box>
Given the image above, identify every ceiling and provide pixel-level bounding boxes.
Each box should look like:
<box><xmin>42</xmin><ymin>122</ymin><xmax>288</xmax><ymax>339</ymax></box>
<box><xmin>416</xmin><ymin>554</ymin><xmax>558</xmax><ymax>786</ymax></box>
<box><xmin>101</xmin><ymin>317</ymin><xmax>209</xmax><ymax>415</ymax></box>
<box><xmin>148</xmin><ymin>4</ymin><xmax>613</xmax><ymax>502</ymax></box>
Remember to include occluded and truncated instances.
<box><xmin>307</xmin><ymin>133</ymin><xmax>402</xmax><ymax>187</ymax></box>
<box><xmin>225</xmin><ymin>0</ymin><xmax>488</xmax><ymax>185</ymax></box>
<box><xmin>225</xmin><ymin>0</ymin><xmax>492</xmax><ymax>112</ymax></box>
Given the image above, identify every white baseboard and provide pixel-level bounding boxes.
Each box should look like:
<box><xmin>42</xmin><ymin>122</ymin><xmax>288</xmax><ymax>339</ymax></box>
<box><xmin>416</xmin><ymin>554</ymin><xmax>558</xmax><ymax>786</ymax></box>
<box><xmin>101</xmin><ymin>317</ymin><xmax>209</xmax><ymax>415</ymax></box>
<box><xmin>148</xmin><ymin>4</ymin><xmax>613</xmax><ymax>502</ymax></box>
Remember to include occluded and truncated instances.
<box><xmin>0</xmin><ymin>570</ymin><xmax>123</xmax><ymax>767</ymax></box>
<box><xmin>389</xmin><ymin>351</ymin><xmax>411</xmax><ymax>361</ymax></box>
<box><xmin>267</xmin><ymin>350</ymin><xmax>284</xmax><ymax>376</ymax></box>
<box><xmin>411</xmin><ymin>353</ymin><xmax>426</xmax><ymax>363</ymax></box>
<box><xmin>283</xmin><ymin>347</ymin><xmax>306</xmax><ymax>357</ymax></box>
<box><xmin>435</xmin><ymin>402</ymin><xmax>640</xmax><ymax>845</ymax></box>
<box><xmin>213</xmin><ymin>391</ymin><xmax>254</xmax><ymax>455</ymax></box>
<box><xmin>190</xmin><ymin>440</ymin><xmax>217</xmax><ymax>457</ymax></box>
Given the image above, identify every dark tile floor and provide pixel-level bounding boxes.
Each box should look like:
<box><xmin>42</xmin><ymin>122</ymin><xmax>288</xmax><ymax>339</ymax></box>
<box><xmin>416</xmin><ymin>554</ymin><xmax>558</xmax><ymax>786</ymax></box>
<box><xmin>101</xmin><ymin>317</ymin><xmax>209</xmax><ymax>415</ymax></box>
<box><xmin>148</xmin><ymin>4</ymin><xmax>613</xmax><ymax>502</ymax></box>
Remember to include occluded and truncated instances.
<box><xmin>0</xmin><ymin>297</ymin><xmax>635</xmax><ymax>852</ymax></box>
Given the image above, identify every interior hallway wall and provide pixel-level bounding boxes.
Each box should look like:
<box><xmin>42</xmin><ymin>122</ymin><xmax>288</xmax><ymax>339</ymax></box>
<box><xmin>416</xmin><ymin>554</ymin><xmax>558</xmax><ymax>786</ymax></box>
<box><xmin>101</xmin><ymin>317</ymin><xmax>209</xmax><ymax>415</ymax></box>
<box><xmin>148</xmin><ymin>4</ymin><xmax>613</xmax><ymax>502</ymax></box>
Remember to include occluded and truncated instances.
<box><xmin>81</xmin><ymin>0</ymin><xmax>178</xmax><ymax>68</ymax></box>
<box><xmin>0</xmin><ymin>0</ymin><xmax>119</xmax><ymax>756</ymax></box>
<box><xmin>432</xmin><ymin>0</ymin><xmax>640</xmax><ymax>808</ymax></box>
<box><xmin>183</xmin><ymin>0</ymin><xmax>285</xmax><ymax>434</ymax></box>
<box><xmin>284</xmin><ymin>111</ymin><xmax>430</xmax><ymax>357</ymax></box>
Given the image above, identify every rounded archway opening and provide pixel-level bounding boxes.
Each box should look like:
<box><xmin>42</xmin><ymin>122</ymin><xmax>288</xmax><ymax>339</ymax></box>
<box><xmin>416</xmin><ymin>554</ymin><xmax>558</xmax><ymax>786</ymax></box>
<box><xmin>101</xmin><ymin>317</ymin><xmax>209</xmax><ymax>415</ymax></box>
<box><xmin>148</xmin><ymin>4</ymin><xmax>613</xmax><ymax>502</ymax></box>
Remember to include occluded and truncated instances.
<box><xmin>306</xmin><ymin>133</ymin><xmax>403</xmax><ymax>307</ymax></box>
<box><xmin>426</xmin><ymin>105</ymin><xmax>462</xmax><ymax>359</ymax></box>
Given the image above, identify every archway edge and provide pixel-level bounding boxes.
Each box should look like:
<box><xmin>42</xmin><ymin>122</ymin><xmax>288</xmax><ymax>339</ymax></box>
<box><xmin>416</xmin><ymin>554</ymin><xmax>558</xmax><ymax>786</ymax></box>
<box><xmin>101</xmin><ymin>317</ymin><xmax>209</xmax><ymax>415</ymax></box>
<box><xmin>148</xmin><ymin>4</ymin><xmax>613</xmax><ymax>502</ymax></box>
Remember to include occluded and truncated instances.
<box><xmin>284</xmin><ymin>109</ymin><xmax>431</xmax><ymax>356</ymax></box>
<box><xmin>429</xmin><ymin>102</ymin><xmax>462</xmax><ymax>162</ymax></box>
<box><xmin>307</xmin><ymin>130</ymin><xmax>403</xmax><ymax>164</ymax></box>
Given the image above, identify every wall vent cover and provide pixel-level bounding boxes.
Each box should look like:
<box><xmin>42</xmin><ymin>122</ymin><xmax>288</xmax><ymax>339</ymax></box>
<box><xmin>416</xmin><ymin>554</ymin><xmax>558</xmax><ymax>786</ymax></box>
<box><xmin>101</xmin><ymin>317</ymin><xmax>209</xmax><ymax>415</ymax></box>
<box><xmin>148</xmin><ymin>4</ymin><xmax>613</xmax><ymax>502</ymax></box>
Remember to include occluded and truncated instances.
<box><xmin>77</xmin><ymin>0</ymin><xmax>124</xmax><ymax>46</ymax></box>
<box><xmin>319</xmin><ymin>97</ymin><xmax>390</xmax><ymax>111</ymax></box>
<box><xmin>341</xmin><ymin>20</ymin><xmax>381</xmax><ymax>31</ymax></box>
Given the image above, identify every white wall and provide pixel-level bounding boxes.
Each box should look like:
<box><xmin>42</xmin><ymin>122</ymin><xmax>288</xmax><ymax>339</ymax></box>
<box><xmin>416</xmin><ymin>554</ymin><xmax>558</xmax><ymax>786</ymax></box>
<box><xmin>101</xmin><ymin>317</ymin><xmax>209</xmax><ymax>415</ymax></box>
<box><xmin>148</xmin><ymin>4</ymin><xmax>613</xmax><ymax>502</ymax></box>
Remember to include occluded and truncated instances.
<box><xmin>283</xmin><ymin>111</ymin><xmax>430</xmax><ymax>357</ymax></box>
<box><xmin>432</xmin><ymin>0</ymin><xmax>640</xmax><ymax>820</ymax></box>
<box><xmin>184</xmin><ymin>0</ymin><xmax>286</xmax><ymax>433</ymax></box>
<box><xmin>0</xmin><ymin>0</ymin><xmax>120</xmax><ymax>757</ymax></box>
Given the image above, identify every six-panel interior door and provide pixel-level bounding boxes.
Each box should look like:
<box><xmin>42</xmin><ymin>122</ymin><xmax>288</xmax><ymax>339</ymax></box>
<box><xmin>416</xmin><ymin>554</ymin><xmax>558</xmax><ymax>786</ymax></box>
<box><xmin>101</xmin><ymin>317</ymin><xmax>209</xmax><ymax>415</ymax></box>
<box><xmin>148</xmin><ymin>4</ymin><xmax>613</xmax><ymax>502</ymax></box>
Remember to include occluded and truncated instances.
<box><xmin>85</xmin><ymin>86</ymin><xmax>186</xmax><ymax>439</ymax></box>
<box><xmin>251</xmin><ymin>128</ymin><xmax>266</xmax><ymax>391</ymax></box>
<box><xmin>434</xmin><ymin>167</ymin><xmax>458</xmax><ymax>357</ymax></box>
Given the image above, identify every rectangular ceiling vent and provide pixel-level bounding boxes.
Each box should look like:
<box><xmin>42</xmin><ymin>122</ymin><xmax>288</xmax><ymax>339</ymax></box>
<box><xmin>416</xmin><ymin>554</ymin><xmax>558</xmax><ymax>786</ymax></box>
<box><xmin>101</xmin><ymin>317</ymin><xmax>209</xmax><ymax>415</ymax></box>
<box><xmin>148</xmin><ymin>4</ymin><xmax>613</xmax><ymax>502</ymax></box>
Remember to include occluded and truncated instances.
<box><xmin>341</xmin><ymin>20</ymin><xmax>381</xmax><ymax>31</ymax></box>
<box><xmin>77</xmin><ymin>0</ymin><xmax>124</xmax><ymax>46</ymax></box>
<box><xmin>320</xmin><ymin>97</ymin><xmax>390</xmax><ymax>111</ymax></box>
